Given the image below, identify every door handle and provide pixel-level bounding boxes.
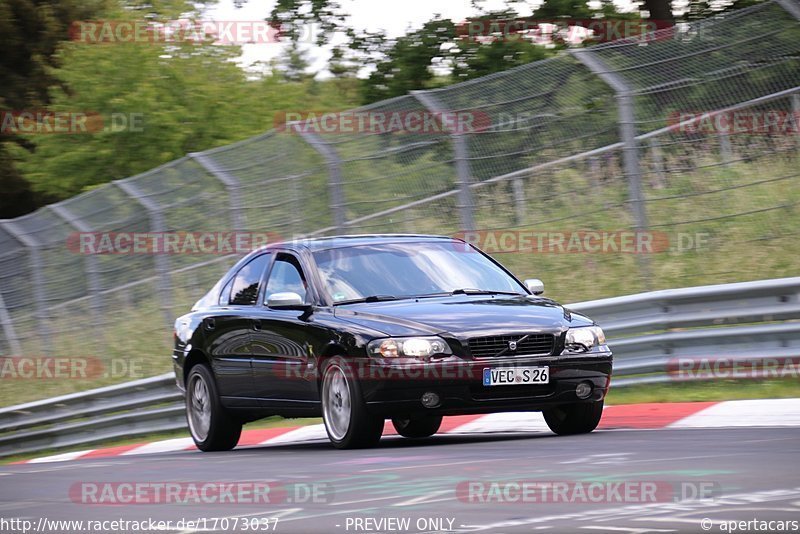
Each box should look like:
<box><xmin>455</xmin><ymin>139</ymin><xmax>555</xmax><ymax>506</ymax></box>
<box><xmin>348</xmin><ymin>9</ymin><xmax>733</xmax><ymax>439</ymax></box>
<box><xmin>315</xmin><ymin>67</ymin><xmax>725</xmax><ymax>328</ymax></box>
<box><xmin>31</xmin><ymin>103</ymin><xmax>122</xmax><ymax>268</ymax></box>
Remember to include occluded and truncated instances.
<box><xmin>203</xmin><ymin>317</ymin><xmax>215</xmax><ymax>331</ymax></box>
<box><xmin>252</xmin><ymin>319</ymin><xmax>262</xmax><ymax>331</ymax></box>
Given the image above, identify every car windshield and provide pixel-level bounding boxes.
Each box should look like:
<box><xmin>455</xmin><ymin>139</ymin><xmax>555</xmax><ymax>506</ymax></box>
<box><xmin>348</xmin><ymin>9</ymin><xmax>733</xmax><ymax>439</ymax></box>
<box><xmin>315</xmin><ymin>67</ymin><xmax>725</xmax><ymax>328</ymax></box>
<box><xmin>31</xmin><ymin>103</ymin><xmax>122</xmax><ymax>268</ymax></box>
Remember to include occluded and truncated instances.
<box><xmin>313</xmin><ymin>241</ymin><xmax>526</xmax><ymax>304</ymax></box>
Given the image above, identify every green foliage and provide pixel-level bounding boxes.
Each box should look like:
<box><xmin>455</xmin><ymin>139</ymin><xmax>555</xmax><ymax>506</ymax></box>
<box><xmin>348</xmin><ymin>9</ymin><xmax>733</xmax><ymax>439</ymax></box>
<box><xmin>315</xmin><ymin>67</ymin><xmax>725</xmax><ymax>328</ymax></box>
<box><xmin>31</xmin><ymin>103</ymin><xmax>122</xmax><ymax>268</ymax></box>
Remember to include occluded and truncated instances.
<box><xmin>533</xmin><ymin>0</ymin><xmax>595</xmax><ymax>18</ymax></box>
<box><xmin>268</xmin><ymin>0</ymin><xmax>345</xmax><ymax>46</ymax></box>
<box><xmin>0</xmin><ymin>0</ymin><xmax>110</xmax><ymax>217</ymax></box>
<box><xmin>15</xmin><ymin>34</ymin><xmax>360</xmax><ymax>200</ymax></box>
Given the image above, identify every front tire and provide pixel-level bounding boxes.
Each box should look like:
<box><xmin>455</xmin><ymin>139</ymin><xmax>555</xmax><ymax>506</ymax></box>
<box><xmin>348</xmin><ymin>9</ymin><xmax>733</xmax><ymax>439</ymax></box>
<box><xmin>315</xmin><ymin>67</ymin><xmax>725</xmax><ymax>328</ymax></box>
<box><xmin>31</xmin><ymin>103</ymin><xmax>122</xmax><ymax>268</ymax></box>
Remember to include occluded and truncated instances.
<box><xmin>321</xmin><ymin>357</ymin><xmax>384</xmax><ymax>449</ymax></box>
<box><xmin>392</xmin><ymin>415</ymin><xmax>442</xmax><ymax>438</ymax></box>
<box><xmin>543</xmin><ymin>400</ymin><xmax>604</xmax><ymax>435</ymax></box>
<box><xmin>186</xmin><ymin>364</ymin><xmax>242</xmax><ymax>451</ymax></box>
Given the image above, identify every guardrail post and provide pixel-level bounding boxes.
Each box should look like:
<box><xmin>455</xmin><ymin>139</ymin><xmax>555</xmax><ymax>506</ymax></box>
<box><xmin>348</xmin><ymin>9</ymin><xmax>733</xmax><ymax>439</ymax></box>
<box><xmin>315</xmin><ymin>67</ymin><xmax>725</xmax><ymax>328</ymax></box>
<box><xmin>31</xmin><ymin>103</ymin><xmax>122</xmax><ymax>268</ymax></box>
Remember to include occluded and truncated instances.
<box><xmin>293</xmin><ymin>126</ymin><xmax>346</xmax><ymax>233</ymax></box>
<box><xmin>570</xmin><ymin>49</ymin><xmax>651</xmax><ymax>289</ymax></box>
<box><xmin>412</xmin><ymin>90</ymin><xmax>476</xmax><ymax>232</ymax></box>
<box><xmin>189</xmin><ymin>152</ymin><xmax>245</xmax><ymax>231</ymax></box>
<box><xmin>0</xmin><ymin>220</ymin><xmax>51</xmax><ymax>351</ymax></box>
<box><xmin>0</xmin><ymin>288</ymin><xmax>21</xmax><ymax>356</ymax></box>
<box><xmin>48</xmin><ymin>205</ymin><xmax>105</xmax><ymax>329</ymax></box>
<box><xmin>113</xmin><ymin>181</ymin><xmax>174</xmax><ymax>329</ymax></box>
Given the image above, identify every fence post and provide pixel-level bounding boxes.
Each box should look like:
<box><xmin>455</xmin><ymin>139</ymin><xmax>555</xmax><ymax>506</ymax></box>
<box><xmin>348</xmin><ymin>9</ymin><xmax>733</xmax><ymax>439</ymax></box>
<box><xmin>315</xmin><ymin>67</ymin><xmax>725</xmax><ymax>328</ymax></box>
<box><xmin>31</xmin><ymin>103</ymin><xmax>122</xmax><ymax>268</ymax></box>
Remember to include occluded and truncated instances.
<box><xmin>792</xmin><ymin>93</ymin><xmax>800</xmax><ymax>153</ymax></box>
<box><xmin>293</xmin><ymin>126</ymin><xmax>346</xmax><ymax>233</ymax></box>
<box><xmin>0</xmin><ymin>220</ymin><xmax>51</xmax><ymax>351</ymax></box>
<box><xmin>775</xmin><ymin>0</ymin><xmax>800</xmax><ymax>20</ymax></box>
<box><xmin>113</xmin><ymin>181</ymin><xmax>174</xmax><ymax>329</ymax></box>
<box><xmin>570</xmin><ymin>49</ymin><xmax>651</xmax><ymax>289</ymax></box>
<box><xmin>412</xmin><ymin>90</ymin><xmax>476</xmax><ymax>232</ymax></box>
<box><xmin>189</xmin><ymin>152</ymin><xmax>245</xmax><ymax>231</ymax></box>
<box><xmin>649</xmin><ymin>138</ymin><xmax>666</xmax><ymax>189</ymax></box>
<box><xmin>718</xmin><ymin>121</ymin><xmax>733</xmax><ymax>163</ymax></box>
<box><xmin>0</xmin><ymin>285</ymin><xmax>21</xmax><ymax>356</ymax></box>
<box><xmin>512</xmin><ymin>178</ymin><xmax>527</xmax><ymax>225</ymax></box>
<box><xmin>48</xmin><ymin>205</ymin><xmax>105</xmax><ymax>329</ymax></box>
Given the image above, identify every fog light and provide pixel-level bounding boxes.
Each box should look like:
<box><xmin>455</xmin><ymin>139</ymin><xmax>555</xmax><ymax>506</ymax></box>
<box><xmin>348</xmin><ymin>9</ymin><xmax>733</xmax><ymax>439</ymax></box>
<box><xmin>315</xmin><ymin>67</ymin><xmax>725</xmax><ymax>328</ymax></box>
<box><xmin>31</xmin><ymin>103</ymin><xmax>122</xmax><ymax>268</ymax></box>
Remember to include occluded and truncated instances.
<box><xmin>421</xmin><ymin>392</ymin><xmax>440</xmax><ymax>408</ymax></box>
<box><xmin>576</xmin><ymin>381</ymin><xmax>593</xmax><ymax>399</ymax></box>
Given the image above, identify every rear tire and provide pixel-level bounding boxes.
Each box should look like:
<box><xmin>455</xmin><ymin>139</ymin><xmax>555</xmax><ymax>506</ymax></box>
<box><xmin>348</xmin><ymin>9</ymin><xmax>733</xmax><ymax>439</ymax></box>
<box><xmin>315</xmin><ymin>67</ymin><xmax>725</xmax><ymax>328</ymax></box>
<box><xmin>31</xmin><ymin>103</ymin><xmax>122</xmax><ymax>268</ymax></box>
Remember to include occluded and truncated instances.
<box><xmin>543</xmin><ymin>400</ymin><xmax>604</xmax><ymax>435</ymax></box>
<box><xmin>186</xmin><ymin>364</ymin><xmax>242</xmax><ymax>451</ymax></box>
<box><xmin>392</xmin><ymin>415</ymin><xmax>442</xmax><ymax>438</ymax></box>
<box><xmin>321</xmin><ymin>357</ymin><xmax>384</xmax><ymax>449</ymax></box>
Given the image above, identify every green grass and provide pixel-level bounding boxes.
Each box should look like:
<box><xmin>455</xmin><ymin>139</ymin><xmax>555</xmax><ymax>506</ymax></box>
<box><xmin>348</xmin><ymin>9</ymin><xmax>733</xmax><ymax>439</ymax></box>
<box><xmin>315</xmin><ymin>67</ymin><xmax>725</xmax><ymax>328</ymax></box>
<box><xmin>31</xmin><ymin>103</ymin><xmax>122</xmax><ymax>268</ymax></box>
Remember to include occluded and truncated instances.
<box><xmin>606</xmin><ymin>377</ymin><xmax>800</xmax><ymax>405</ymax></box>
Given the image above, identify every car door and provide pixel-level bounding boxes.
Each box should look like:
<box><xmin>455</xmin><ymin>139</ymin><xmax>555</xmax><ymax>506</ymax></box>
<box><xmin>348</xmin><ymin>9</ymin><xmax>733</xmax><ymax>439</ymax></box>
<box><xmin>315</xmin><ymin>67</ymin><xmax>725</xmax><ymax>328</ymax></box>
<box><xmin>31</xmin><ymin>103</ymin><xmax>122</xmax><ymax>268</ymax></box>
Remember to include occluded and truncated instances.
<box><xmin>249</xmin><ymin>252</ymin><xmax>321</xmax><ymax>407</ymax></box>
<box><xmin>206</xmin><ymin>252</ymin><xmax>272</xmax><ymax>407</ymax></box>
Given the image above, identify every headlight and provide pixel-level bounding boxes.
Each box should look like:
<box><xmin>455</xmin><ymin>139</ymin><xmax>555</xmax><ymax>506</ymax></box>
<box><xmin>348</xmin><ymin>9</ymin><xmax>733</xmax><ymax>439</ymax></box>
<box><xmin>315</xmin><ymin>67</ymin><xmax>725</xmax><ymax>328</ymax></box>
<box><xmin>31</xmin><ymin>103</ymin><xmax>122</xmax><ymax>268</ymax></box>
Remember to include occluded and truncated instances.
<box><xmin>564</xmin><ymin>326</ymin><xmax>606</xmax><ymax>352</ymax></box>
<box><xmin>367</xmin><ymin>336</ymin><xmax>453</xmax><ymax>359</ymax></box>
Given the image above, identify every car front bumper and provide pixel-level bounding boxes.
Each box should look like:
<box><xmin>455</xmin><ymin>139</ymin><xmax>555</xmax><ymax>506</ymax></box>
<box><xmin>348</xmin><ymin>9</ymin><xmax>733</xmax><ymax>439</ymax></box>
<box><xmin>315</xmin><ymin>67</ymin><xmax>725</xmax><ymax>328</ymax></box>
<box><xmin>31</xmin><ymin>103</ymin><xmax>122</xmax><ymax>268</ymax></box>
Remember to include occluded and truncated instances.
<box><xmin>356</xmin><ymin>354</ymin><xmax>613</xmax><ymax>417</ymax></box>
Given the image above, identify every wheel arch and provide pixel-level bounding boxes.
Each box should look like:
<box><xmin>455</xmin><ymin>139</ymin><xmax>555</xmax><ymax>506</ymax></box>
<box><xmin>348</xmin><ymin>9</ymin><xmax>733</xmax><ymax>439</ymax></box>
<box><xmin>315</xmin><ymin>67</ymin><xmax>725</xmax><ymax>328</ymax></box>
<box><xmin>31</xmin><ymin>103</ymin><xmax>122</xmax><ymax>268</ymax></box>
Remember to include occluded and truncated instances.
<box><xmin>183</xmin><ymin>348</ymin><xmax>211</xmax><ymax>386</ymax></box>
<box><xmin>317</xmin><ymin>343</ymin><xmax>349</xmax><ymax>389</ymax></box>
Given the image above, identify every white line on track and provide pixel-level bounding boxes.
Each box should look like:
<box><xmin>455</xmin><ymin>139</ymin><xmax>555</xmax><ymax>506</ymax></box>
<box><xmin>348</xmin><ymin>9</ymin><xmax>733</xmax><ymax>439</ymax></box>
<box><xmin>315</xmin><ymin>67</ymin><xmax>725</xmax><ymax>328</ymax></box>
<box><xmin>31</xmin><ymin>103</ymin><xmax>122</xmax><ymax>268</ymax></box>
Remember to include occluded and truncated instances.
<box><xmin>121</xmin><ymin>437</ymin><xmax>194</xmax><ymax>455</ymax></box>
<box><xmin>13</xmin><ymin>462</ymin><xmax>116</xmax><ymax>474</ymax></box>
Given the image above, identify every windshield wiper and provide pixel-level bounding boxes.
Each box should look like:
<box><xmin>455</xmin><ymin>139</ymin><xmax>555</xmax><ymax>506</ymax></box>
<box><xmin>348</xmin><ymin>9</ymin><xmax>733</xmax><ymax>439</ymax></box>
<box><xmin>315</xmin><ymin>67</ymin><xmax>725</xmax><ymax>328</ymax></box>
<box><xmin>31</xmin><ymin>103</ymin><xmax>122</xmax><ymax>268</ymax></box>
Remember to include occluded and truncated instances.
<box><xmin>451</xmin><ymin>288</ymin><xmax>524</xmax><ymax>296</ymax></box>
<box><xmin>416</xmin><ymin>289</ymin><xmax>524</xmax><ymax>298</ymax></box>
<box><xmin>334</xmin><ymin>294</ymin><xmax>401</xmax><ymax>305</ymax></box>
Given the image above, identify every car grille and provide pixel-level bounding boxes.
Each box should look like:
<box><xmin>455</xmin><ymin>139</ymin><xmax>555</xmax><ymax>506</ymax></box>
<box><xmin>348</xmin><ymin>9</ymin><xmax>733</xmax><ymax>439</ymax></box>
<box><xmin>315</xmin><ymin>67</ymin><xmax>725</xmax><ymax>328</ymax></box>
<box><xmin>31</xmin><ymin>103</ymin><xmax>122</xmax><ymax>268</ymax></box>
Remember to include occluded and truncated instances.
<box><xmin>468</xmin><ymin>333</ymin><xmax>555</xmax><ymax>359</ymax></box>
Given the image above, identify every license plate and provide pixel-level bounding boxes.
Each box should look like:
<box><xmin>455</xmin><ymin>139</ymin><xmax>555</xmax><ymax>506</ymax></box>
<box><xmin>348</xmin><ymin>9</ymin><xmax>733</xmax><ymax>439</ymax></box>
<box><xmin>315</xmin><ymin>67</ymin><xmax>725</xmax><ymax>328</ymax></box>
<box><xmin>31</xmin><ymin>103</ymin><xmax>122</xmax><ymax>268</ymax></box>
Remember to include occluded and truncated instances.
<box><xmin>483</xmin><ymin>366</ymin><xmax>549</xmax><ymax>386</ymax></box>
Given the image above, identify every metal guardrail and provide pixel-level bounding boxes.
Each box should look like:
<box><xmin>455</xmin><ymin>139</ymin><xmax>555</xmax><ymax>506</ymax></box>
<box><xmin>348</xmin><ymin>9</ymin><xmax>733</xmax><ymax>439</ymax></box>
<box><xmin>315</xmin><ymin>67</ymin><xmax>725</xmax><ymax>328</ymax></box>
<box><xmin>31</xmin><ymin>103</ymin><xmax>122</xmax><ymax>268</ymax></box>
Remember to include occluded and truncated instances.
<box><xmin>0</xmin><ymin>276</ymin><xmax>798</xmax><ymax>459</ymax></box>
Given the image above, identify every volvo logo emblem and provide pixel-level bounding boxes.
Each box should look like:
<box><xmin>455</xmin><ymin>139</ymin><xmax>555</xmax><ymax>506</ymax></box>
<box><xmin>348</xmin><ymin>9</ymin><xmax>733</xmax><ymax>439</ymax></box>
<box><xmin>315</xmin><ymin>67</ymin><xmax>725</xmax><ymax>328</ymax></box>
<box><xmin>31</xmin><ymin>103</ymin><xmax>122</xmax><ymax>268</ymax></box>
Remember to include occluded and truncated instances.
<box><xmin>508</xmin><ymin>341</ymin><xmax>517</xmax><ymax>351</ymax></box>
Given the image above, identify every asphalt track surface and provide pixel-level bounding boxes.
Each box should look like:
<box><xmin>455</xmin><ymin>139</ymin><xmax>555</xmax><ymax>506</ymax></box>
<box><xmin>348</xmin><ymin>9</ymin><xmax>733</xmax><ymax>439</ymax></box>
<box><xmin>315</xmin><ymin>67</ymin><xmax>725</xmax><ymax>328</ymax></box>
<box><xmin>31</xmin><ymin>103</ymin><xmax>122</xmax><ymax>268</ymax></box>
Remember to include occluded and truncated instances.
<box><xmin>2</xmin><ymin>427</ymin><xmax>799</xmax><ymax>534</ymax></box>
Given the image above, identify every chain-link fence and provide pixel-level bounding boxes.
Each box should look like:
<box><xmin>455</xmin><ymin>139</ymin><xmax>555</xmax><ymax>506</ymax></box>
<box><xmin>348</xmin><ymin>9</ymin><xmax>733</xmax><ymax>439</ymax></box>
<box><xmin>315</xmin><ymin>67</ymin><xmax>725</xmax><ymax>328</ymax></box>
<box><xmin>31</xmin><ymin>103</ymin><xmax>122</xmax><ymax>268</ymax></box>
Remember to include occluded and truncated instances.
<box><xmin>0</xmin><ymin>0</ymin><xmax>798</xmax><ymax>401</ymax></box>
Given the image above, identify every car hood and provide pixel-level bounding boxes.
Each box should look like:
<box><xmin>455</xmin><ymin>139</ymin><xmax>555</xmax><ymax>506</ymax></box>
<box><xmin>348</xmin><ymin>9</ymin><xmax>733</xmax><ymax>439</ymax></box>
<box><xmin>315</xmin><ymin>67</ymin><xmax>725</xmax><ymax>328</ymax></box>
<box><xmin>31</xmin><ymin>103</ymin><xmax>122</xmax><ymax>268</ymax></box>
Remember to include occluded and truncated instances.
<box><xmin>333</xmin><ymin>294</ymin><xmax>593</xmax><ymax>338</ymax></box>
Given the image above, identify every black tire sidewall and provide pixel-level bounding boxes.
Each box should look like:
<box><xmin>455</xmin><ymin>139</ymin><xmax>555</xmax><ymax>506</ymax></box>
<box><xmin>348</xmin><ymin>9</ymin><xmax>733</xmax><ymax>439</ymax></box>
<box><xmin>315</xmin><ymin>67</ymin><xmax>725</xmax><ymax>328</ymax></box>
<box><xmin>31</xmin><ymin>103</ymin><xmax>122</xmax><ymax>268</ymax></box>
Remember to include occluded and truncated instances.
<box><xmin>321</xmin><ymin>357</ymin><xmax>383</xmax><ymax>449</ymax></box>
<box><xmin>186</xmin><ymin>364</ymin><xmax>242</xmax><ymax>451</ymax></box>
<box><xmin>543</xmin><ymin>400</ymin><xmax>604</xmax><ymax>435</ymax></box>
<box><xmin>392</xmin><ymin>415</ymin><xmax>443</xmax><ymax>438</ymax></box>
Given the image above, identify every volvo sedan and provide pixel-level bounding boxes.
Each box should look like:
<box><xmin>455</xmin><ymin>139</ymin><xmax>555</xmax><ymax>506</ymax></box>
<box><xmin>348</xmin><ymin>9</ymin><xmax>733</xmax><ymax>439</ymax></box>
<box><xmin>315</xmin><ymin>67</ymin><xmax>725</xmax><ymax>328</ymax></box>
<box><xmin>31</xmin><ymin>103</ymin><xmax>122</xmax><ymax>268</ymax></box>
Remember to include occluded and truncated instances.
<box><xmin>172</xmin><ymin>235</ymin><xmax>612</xmax><ymax>450</ymax></box>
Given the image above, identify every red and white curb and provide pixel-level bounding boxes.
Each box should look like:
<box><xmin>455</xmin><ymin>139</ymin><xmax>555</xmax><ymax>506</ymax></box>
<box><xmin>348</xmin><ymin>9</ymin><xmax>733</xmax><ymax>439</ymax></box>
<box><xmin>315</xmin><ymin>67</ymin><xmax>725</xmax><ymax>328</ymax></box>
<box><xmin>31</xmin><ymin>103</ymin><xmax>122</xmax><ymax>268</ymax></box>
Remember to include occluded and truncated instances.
<box><xmin>17</xmin><ymin>398</ymin><xmax>800</xmax><ymax>464</ymax></box>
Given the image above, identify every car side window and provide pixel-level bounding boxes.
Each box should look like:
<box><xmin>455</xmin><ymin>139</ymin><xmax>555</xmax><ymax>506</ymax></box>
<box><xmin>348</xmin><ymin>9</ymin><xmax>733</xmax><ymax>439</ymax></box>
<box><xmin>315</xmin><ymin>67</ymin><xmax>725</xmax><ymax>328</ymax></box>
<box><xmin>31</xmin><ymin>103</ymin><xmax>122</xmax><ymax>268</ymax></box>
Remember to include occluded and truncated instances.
<box><xmin>229</xmin><ymin>254</ymin><xmax>271</xmax><ymax>305</ymax></box>
<box><xmin>218</xmin><ymin>277</ymin><xmax>234</xmax><ymax>306</ymax></box>
<box><xmin>265</xmin><ymin>255</ymin><xmax>307</xmax><ymax>303</ymax></box>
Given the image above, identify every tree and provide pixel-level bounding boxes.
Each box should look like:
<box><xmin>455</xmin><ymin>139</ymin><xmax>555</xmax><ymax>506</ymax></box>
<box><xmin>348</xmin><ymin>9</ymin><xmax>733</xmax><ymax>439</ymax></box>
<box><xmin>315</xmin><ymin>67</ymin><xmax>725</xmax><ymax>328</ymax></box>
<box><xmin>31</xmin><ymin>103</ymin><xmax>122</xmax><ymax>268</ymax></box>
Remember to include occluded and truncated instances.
<box><xmin>0</xmin><ymin>0</ymin><xmax>107</xmax><ymax>218</ymax></box>
<box><xmin>0</xmin><ymin>0</ymin><xmax>208</xmax><ymax>218</ymax></box>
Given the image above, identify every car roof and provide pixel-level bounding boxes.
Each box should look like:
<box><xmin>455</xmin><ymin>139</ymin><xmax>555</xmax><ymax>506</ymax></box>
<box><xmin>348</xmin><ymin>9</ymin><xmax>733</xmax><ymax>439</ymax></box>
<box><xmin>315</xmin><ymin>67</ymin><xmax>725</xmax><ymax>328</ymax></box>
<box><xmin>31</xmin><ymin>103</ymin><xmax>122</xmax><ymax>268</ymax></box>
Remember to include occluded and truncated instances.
<box><xmin>272</xmin><ymin>234</ymin><xmax>459</xmax><ymax>252</ymax></box>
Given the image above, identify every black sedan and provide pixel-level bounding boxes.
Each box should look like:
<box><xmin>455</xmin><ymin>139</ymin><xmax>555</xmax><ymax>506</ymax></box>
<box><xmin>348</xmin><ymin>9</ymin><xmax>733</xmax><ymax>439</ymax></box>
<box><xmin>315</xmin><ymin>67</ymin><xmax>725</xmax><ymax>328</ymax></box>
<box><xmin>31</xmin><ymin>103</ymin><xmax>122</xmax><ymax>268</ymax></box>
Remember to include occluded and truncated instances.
<box><xmin>172</xmin><ymin>235</ymin><xmax>612</xmax><ymax>450</ymax></box>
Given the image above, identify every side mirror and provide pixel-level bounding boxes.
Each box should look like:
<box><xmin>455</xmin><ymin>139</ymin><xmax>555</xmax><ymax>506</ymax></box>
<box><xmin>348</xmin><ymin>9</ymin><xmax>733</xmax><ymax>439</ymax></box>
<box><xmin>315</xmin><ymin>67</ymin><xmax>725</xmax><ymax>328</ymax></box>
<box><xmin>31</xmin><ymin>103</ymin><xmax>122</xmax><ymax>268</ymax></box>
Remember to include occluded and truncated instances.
<box><xmin>267</xmin><ymin>292</ymin><xmax>309</xmax><ymax>311</ymax></box>
<box><xmin>524</xmin><ymin>279</ymin><xmax>544</xmax><ymax>295</ymax></box>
